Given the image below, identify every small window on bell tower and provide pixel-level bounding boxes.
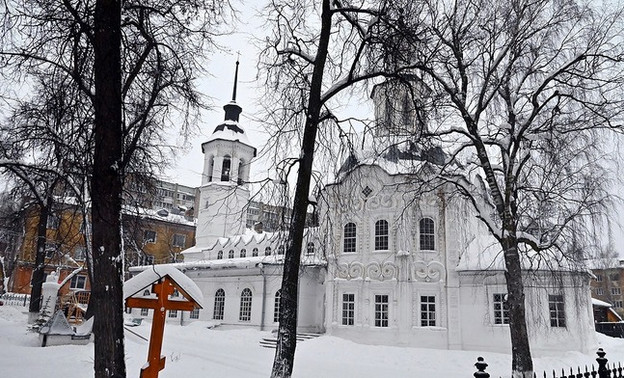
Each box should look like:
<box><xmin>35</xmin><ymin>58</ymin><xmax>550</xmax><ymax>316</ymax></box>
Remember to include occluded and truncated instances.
<box><xmin>221</xmin><ymin>156</ymin><xmax>231</xmax><ymax>182</ymax></box>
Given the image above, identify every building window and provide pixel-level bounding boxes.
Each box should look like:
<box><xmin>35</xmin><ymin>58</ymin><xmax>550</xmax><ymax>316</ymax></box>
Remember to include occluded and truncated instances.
<box><xmin>213</xmin><ymin>289</ymin><xmax>225</xmax><ymax>320</ymax></box>
<box><xmin>239</xmin><ymin>288</ymin><xmax>252</xmax><ymax>322</ymax></box>
<box><xmin>252</xmin><ymin>248</ymin><xmax>258</xmax><ymax>257</ymax></box>
<box><xmin>419</xmin><ymin>218</ymin><xmax>435</xmax><ymax>251</ymax></box>
<box><xmin>173</xmin><ymin>234</ymin><xmax>186</xmax><ymax>248</ymax></box>
<box><xmin>74</xmin><ymin>246</ymin><xmax>86</xmax><ymax>261</ymax></box>
<box><xmin>493</xmin><ymin>293</ymin><xmax>509</xmax><ymax>325</ymax></box>
<box><xmin>420</xmin><ymin>296</ymin><xmax>436</xmax><ymax>326</ymax></box>
<box><xmin>142</xmin><ymin>253</ymin><xmax>154</xmax><ymax>265</ymax></box>
<box><xmin>374</xmin><ymin>220</ymin><xmax>389</xmax><ymax>251</ymax></box>
<box><xmin>265</xmin><ymin>247</ymin><xmax>271</xmax><ymax>256</ymax></box>
<box><xmin>217</xmin><ymin>250</ymin><xmax>223</xmax><ymax>259</ymax></box>
<box><xmin>549</xmin><ymin>294</ymin><xmax>566</xmax><ymax>328</ymax></box>
<box><xmin>240</xmin><ymin>249</ymin><xmax>246</xmax><ymax>258</ymax></box>
<box><xmin>306</xmin><ymin>242</ymin><xmax>315</xmax><ymax>256</ymax></box>
<box><xmin>168</xmin><ymin>310</ymin><xmax>178</xmax><ymax>318</ymax></box>
<box><xmin>612</xmin><ymin>287</ymin><xmax>621</xmax><ymax>296</ymax></box>
<box><xmin>144</xmin><ymin>230</ymin><xmax>157</xmax><ymax>243</ymax></box>
<box><xmin>143</xmin><ymin>289</ymin><xmax>151</xmax><ymax>296</ymax></box>
<box><xmin>277</xmin><ymin>246</ymin><xmax>285</xmax><ymax>255</ymax></box>
<box><xmin>342</xmin><ymin>293</ymin><xmax>355</xmax><ymax>326</ymax></box>
<box><xmin>596</xmin><ymin>274</ymin><xmax>603</xmax><ymax>282</ymax></box>
<box><xmin>221</xmin><ymin>156</ymin><xmax>231</xmax><ymax>182</ymax></box>
<box><xmin>614</xmin><ymin>300</ymin><xmax>623</xmax><ymax>308</ymax></box>
<box><xmin>228</xmin><ymin>249</ymin><xmax>234</xmax><ymax>259</ymax></box>
<box><xmin>273</xmin><ymin>290</ymin><xmax>281</xmax><ymax>323</ymax></box>
<box><xmin>140</xmin><ymin>308</ymin><xmax>149</xmax><ymax>316</ymax></box>
<box><xmin>596</xmin><ymin>288</ymin><xmax>604</xmax><ymax>295</ymax></box>
<box><xmin>190</xmin><ymin>308</ymin><xmax>200</xmax><ymax>319</ymax></box>
<box><xmin>374</xmin><ymin>294</ymin><xmax>389</xmax><ymax>327</ymax></box>
<box><xmin>343</xmin><ymin>223</ymin><xmax>356</xmax><ymax>253</ymax></box>
<box><xmin>70</xmin><ymin>275</ymin><xmax>87</xmax><ymax>290</ymax></box>
<box><xmin>46</xmin><ymin>214</ymin><xmax>60</xmax><ymax>230</ymax></box>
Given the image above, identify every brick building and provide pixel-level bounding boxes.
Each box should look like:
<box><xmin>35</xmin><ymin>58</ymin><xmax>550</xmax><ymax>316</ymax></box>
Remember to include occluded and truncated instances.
<box><xmin>590</xmin><ymin>259</ymin><xmax>624</xmax><ymax>318</ymax></box>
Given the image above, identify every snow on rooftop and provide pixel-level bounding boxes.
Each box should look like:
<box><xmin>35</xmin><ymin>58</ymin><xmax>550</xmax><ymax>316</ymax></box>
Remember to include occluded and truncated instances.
<box><xmin>592</xmin><ymin>298</ymin><xmax>612</xmax><ymax>307</ymax></box>
<box><xmin>123</xmin><ymin>265</ymin><xmax>205</xmax><ymax>309</ymax></box>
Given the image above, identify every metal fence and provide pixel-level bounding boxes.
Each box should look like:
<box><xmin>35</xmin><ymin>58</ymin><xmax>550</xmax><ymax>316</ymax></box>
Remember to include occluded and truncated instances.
<box><xmin>473</xmin><ymin>348</ymin><xmax>623</xmax><ymax>378</ymax></box>
<box><xmin>0</xmin><ymin>292</ymin><xmax>30</xmax><ymax>307</ymax></box>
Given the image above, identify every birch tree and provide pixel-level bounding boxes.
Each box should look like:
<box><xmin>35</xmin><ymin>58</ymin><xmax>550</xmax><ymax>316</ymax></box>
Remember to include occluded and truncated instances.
<box><xmin>260</xmin><ymin>0</ymin><xmax>419</xmax><ymax>375</ymax></box>
<box><xmin>379</xmin><ymin>0</ymin><xmax>624</xmax><ymax>376</ymax></box>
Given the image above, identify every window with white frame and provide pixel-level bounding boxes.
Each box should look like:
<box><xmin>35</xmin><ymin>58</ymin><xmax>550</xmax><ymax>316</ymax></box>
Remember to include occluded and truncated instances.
<box><xmin>273</xmin><ymin>290</ymin><xmax>281</xmax><ymax>323</ymax></box>
<box><xmin>239</xmin><ymin>288</ymin><xmax>252</xmax><ymax>322</ymax></box>
<box><xmin>419</xmin><ymin>218</ymin><xmax>435</xmax><ymax>250</ymax></box>
<box><xmin>240</xmin><ymin>249</ymin><xmax>246</xmax><ymax>258</ymax></box>
<box><xmin>217</xmin><ymin>250</ymin><xmax>223</xmax><ymax>259</ymax></box>
<box><xmin>614</xmin><ymin>300</ymin><xmax>623</xmax><ymax>308</ymax></box>
<box><xmin>420</xmin><ymin>296</ymin><xmax>436</xmax><ymax>326</ymax></box>
<box><xmin>140</xmin><ymin>308</ymin><xmax>149</xmax><ymax>316</ymax></box>
<box><xmin>374</xmin><ymin>220</ymin><xmax>389</xmax><ymax>251</ymax></box>
<box><xmin>190</xmin><ymin>308</ymin><xmax>200</xmax><ymax>319</ymax></box>
<box><xmin>596</xmin><ymin>274</ymin><xmax>603</xmax><ymax>282</ymax></box>
<box><xmin>228</xmin><ymin>249</ymin><xmax>234</xmax><ymax>259</ymax></box>
<box><xmin>306</xmin><ymin>242</ymin><xmax>315</xmax><ymax>256</ymax></box>
<box><xmin>343</xmin><ymin>223</ymin><xmax>356</xmax><ymax>253</ymax></box>
<box><xmin>252</xmin><ymin>248</ymin><xmax>258</xmax><ymax>257</ymax></box>
<box><xmin>277</xmin><ymin>246</ymin><xmax>285</xmax><ymax>255</ymax></box>
<box><xmin>493</xmin><ymin>293</ymin><xmax>509</xmax><ymax>325</ymax></box>
<box><xmin>74</xmin><ymin>246</ymin><xmax>86</xmax><ymax>261</ymax></box>
<box><xmin>144</xmin><ymin>230</ymin><xmax>157</xmax><ymax>243</ymax></box>
<box><xmin>342</xmin><ymin>293</ymin><xmax>355</xmax><ymax>326</ymax></box>
<box><xmin>46</xmin><ymin>214</ymin><xmax>60</xmax><ymax>230</ymax></box>
<box><xmin>221</xmin><ymin>156</ymin><xmax>231</xmax><ymax>182</ymax></box>
<box><xmin>70</xmin><ymin>275</ymin><xmax>87</xmax><ymax>290</ymax></box>
<box><xmin>612</xmin><ymin>287</ymin><xmax>622</xmax><ymax>296</ymax></box>
<box><xmin>173</xmin><ymin>234</ymin><xmax>186</xmax><ymax>248</ymax></box>
<box><xmin>265</xmin><ymin>247</ymin><xmax>272</xmax><ymax>256</ymax></box>
<box><xmin>374</xmin><ymin>294</ymin><xmax>389</xmax><ymax>327</ymax></box>
<box><xmin>168</xmin><ymin>310</ymin><xmax>178</xmax><ymax>318</ymax></box>
<box><xmin>548</xmin><ymin>294</ymin><xmax>566</xmax><ymax>327</ymax></box>
<box><xmin>213</xmin><ymin>289</ymin><xmax>225</xmax><ymax>320</ymax></box>
<box><xmin>596</xmin><ymin>288</ymin><xmax>604</xmax><ymax>295</ymax></box>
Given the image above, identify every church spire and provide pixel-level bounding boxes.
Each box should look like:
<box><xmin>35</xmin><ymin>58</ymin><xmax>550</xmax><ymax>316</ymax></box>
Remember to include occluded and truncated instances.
<box><xmin>223</xmin><ymin>58</ymin><xmax>242</xmax><ymax>123</ymax></box>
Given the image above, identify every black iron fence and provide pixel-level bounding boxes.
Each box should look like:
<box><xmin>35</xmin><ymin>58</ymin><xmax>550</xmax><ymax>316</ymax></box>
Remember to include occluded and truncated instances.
<box><xmin>473</xmin><ymin>348</ymin><xmax>623</xmax><ymax>378</ymax></box>
<box><xmin>0</xmin><ymin>292</ymin><xmax>30</xmax><ymax>306</ymax></box>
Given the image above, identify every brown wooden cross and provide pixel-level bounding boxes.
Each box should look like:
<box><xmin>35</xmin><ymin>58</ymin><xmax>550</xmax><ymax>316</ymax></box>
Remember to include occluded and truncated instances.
<box><xmin>126</xmin><ymin>276</ymin><xmax>199</xmax><ymax>378</ymax></box>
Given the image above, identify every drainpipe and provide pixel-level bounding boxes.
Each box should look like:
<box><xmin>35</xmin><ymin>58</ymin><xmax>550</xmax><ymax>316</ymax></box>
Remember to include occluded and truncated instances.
<box><xmin>260</xmin><ymin>263</ymin><xmax>266</xmax><ymax>331</ymax></box>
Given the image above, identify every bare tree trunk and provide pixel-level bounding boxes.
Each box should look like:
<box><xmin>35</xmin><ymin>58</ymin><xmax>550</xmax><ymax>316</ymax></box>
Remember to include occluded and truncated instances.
<box><xmin>28</xmin><ymin>202</ymin><xmax>50</xmax><ymax>314</ymax></box>
<box><xmin>92</xmin><ymin>1</ymin><xmax>125</xmax><ymax>377</ymax></box>
<box><xmin>502</xmin><ymin>235</ymin><xmax>533</xmax><ymax>378</ymax></box>
<box><xmin>271</xmin><ymin>1</ymin><xmax>332</xmax><ymax>376</ymax></box>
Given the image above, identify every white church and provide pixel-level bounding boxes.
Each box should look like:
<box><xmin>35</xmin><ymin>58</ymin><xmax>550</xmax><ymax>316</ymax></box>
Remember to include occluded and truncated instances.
<box><xmin>128</xmin><ymin>64</ymin><xmax>597</xmax><ymax>355</ymax></box>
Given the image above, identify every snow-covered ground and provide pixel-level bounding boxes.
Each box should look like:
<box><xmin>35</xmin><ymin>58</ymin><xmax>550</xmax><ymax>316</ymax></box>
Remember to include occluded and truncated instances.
<box><xmin>1</xmin><ymin>305</ymin><xmax>623</xmax><ymax>378</ymax></box>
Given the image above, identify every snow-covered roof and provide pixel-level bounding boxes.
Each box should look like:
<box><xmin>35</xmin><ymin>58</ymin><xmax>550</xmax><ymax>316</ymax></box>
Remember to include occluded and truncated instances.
<box><xmin>592</xmin><ymin>298</ymin><xmax>612</xmax><ymax>307</ymax></box>
<box><xmin>123</xmin><ymin>205</ymin><xmax>195</xmax><ymax>227</ymax></box>
<box><xmin>456</xmin><ymin>234</ymin><xmax>589</xmax><ymax>273</ymax></box>
<box><xmin>123</xmin><ymin>265</ymin><xmax>205</xmax><ymax>309</ymax></box>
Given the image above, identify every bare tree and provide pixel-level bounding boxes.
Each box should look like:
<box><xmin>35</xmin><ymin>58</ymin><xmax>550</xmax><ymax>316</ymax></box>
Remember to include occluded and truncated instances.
<box><xmin>260</xmin><ymin>0</ymin><xmax>423</xmax><ymax>375</ymax></box>
<box><xmin>1</xmin><ymin>0</ymin><xmax>231</xmax><ymax>375</ymax></box>
<box><xmin>376</xmin><ymin>0</ymin><xmax>624</xmax><ymax>376</ymax></box>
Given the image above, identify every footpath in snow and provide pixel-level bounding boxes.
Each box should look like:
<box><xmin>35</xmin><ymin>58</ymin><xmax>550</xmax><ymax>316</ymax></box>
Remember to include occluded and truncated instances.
<box><xmin>0</xmin><ymin>305</ymin><xmax>623</xmax><ymax>378</ymax></box>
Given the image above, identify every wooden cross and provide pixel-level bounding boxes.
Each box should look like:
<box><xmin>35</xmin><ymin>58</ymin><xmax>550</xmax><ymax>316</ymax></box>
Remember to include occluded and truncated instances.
<box><xmin>126</xmin><ymin>276</ymin><xmax>197</xmax><ymax>378</ymax></box>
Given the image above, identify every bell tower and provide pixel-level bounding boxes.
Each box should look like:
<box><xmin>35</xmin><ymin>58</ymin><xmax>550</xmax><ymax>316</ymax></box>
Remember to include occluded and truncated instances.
<box><xmin>196</xmin><ymin>60</ymin><xmax>257</xmax><ymax>247</ymax></box>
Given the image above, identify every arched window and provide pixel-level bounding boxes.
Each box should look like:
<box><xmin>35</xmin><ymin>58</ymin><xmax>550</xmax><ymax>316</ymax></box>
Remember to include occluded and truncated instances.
<box><xmin>265</xmin><ymin>247</ymin><xmax>272</xmax><ymax>256</ymax></box>
<box><xmin>213</xmin><ymin>289</ymin><xmax>225</xmax><ymax>320</ymax></box>
<box><xmin>277</xmin><ymin>245</ymin><xmax>285</xmax><ymax>255</ymax></box>
<box><xmin>221</xmin><ymin>156</ymin><xmax>231</xmax><ymax>182</ymax></box>
<box><xmin>237</xmin><ymin>161</ymin><xmax>244</xmax><ymax>185</ymax></box>
<box><xmin>228</xmin><ymin>249</ymin><xmax>234</xmax><ymax>259</ymax></box>
<box><xmin>273</xmin><ymin>290</ymin><xmax>282</xmax><ymax>323</ymax></box>
<box><xmin>306</xmin><ymin>242</ymin><xmax>315</xmax><ymax>256</ymax></box>
<box><xmin>207</xmin><ymin>155</ymin><xmax>214</xmax><ymax>182</ymax></box>
<box><xmin>239</xmin><ymin>288</ymin><xmax>252</xmax><ymax>322</ymax></box>
<box><xmin>252</xmin><ymin>248</ymin><xmax>259</xmax><ymax>257</ymax></box>
<box><xmin>419</xmin><ymin>218</ymin><xmax>435</xmax><ymax>251</ymax></box>
<box><xmin>240</xmin><ymin>249</ymin><xmax>246</xmax><ymax>258</ymax></box>
<box><xmin>343</xmin><ymin>223</ymin><xmax>356</xmax><ymax>253</ymax></box>
<box><xmin>143</xmin><ymin>289</ymin><xmax>150</xmax><ymax>296</ymax></box>
<box><xmin>374</xmin><ymin>220</ymin><xmax>389</xmax><ymax>251</ymax></box>
<box><xmin>217</xmin><ymin>250</ymin><xmax>223</xmax><ymax>260</ymax></box>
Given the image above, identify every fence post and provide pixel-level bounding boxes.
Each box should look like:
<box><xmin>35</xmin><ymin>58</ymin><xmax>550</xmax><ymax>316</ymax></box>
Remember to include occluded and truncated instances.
<box><xmin>596</xmin><ymin>348</ymin><xmax>608</xmax><ymax>378</ymax></box>
<box><xmin>474</xmin><ymin>356</ymin><xmax>490</xmax><ymax>378</ymax></box>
